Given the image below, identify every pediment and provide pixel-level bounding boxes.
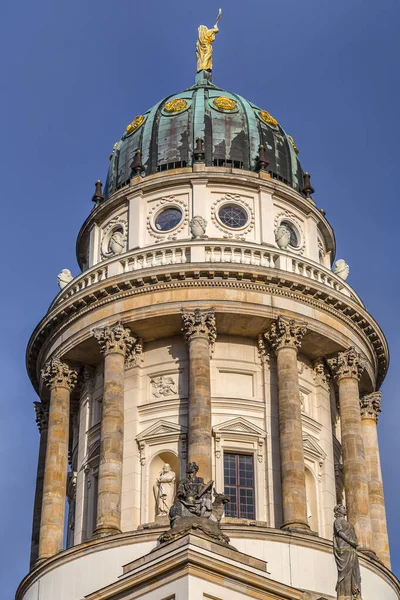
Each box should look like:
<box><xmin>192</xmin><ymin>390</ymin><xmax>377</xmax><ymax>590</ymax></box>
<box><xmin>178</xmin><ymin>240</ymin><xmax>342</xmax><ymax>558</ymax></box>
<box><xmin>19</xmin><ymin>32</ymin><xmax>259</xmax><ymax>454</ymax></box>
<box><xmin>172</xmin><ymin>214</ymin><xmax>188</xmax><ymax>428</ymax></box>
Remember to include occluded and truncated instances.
<box><xmin>136</xmin><ymin>420</ymin><xmax>187</xmax><ymax>442</ymax></box>
<box><xmin>82</xmin><ymin>439</ymin><xmax>100</xmax><ymax>468</ymax></box>
<box><xmin>213</xmin><ymin>417</ymin><xmax>266</xmax><ymax>438</ymax></box>
<box><xmin>303</xmin><ymin>433</ymin><xmax>326</xmax><ymax>461</ymax></box>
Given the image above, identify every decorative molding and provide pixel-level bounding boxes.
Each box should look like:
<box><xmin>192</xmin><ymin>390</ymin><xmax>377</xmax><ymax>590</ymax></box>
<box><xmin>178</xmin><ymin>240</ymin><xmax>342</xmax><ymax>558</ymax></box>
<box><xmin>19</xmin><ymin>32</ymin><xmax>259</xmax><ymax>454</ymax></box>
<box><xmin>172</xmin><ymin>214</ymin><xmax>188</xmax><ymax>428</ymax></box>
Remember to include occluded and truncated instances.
<box><xmin>33</xmin><ymin>401</ymin><xmax>49</xmax><ymax>433</ymax></box>
<box><xmin>93</xmin><ymin>322</ymin><xmax>142</xmax><ymax>367</ymax></box>
<box><xmin>213</xmin><ymin>417</ymin><xmax>266</xmax><ymax>463</ymax></box>
<box><xmin>79</xmin><ymin>365</ymin><xmax>95</xmax><ymax>404</ymax></box>
<box><xmin>257</xmin><ymin>333</ymin><xmax>272</xmax><ymax>365</ymax></box>
<box><xmin>147</xmin><ymin>196</ymin><xmax>189</xmax><ymax>242</ymax></box>
<box><xmin>41</xmin><ymin>358</ymin><xmax>78</xmax><ymax>391</ymax></box>
<box><xmin>262</xmin><ymin>316</ymin><xmax>307</xmax><ymax>353</ymax></box>
<box><xmin>211</xmin><ymin>194</ymin><xmax>255</xmax><ymax>239</ymax></box>
<box><xmin>303</xmin><ymin>434</ymin><xmax>326</xmax><ymax>483</ymax></box>
<box><xmin>136</xmin><ymin>420</ymin><xmax>188</xmax><ymax>466</ymax></box>
<box><xmin>274</xmin><ymin>209</ymin><xmax>305</xmax><ymax>254</ymax></box>
<box><xmin>360</xmin><ymin>391</ymin><xmax>381</xmax><ymax>422</ymax></box>
<box><xmin>327</xmin><ymin>346</ymin><xmax>367</xmax><ymax>382</ymax></box>
<box><xmin>181</xmin><ymin>307</ymin><xmax>216</xmax><ymax>349</ymax></box>
<box><xmin>150</xmin><ymin>375</ymin><xmax>178</xmax><ymax>398</ymax></box>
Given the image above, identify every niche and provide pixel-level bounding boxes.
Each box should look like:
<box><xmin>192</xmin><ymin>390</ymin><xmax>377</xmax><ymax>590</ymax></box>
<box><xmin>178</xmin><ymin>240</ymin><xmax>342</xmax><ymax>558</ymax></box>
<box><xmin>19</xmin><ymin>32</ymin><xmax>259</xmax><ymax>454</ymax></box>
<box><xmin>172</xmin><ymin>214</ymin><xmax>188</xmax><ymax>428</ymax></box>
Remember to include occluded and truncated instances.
<box><xmin>148</xmin><ymin>451</ymin><xmax>180</xmax><ymax>522</ymax></box>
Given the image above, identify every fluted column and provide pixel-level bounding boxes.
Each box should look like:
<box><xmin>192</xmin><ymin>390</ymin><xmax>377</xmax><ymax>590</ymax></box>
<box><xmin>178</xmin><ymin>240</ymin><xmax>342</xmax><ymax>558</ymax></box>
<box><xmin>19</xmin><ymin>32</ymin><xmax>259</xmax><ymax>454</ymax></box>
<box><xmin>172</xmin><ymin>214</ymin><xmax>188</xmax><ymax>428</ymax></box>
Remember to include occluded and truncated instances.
<box><xmin>327</xmin><ymin>347</ymin><xmax>372</xmax><ymax>550</ymax></box>
<box><xmin>38</xmin><ymin>359</ymin><xmax>78</xmax><ymax>560</ymax></box>
<box><xmin>262</xmin><ymin>316</ymin><xmax>310</xmax><ymax>531</ymax></box>
<box><xmin>30</xmin><ymin>402</ymin><xmax>49</xmax><ymax>567</ymax></box>
<box><xmin>181</xmin><ymin>308</ymin><xmax>216</xmax><ymax>482</ymax></box>
<box><xmin>360</xmin><ymin>392</ymin><xmax>390</xmax><ymax>567</ymax></box>
<box><xmin>93</xmin><ymin>322</ymin><xmax>141</xmax><ymax>537</ymax></box>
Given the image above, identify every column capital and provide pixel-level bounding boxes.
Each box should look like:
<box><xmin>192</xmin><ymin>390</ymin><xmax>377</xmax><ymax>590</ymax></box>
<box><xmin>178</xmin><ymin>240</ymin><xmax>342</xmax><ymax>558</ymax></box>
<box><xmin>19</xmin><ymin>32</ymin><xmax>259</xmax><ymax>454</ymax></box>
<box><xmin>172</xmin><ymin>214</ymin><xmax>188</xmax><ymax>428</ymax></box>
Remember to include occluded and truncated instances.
<box><xmin>263</xmin><ymin>316</ymin><xmax>307</xmax><ymax>353</ymax></box>
<box><xmin>327</xmin><ymin>346</ymin><xmax>366</xmax><ymax>382</ymax></box>
<box><xmin>33</xmin><ymin>401</ymin><xmax>49</xmax><ymax>433</ymax></box>
<box><xmin>360</xmin><ymin>391</ymin><xmax>382</xmax><ymax>422</ymax></box>
<box><xmin>181</xmin><ymin>307</ymin><xmax>217</xmax><ymax>347</ymax></box>
<box><xmin>93</xmin><ymin>322</ymin><xmax>142</xmax><ymax>367</ymax></box>
<box><xmin>312</xmin><ymin>358</ymin><xmax>331</xmax><ymax>390</ymax></box>
<box><xmin>257</xmin><ymin>333</ymin><xmax>272</xmax><ymax>365</ymax></box>
<box><xmin>41</xmin><ymin>358</ymin><xmax>79</xmax><ymax>391</ymax></box>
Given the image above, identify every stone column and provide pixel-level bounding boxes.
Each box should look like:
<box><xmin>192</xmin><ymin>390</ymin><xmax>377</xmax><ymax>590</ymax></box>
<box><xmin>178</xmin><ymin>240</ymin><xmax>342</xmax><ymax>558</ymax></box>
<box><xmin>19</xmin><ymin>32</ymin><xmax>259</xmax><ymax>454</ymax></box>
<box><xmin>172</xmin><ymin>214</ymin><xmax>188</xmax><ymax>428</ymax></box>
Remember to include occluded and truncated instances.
<box><xmin>262</xmin><ymin>316</ymin><xmax>310</xmax><ymax>532</ymax></box>
<box><xmin>38</xmin><ymin>358</ymin><xmax>78</xmax><ymax>561</ymax></box>
<box><xmin>360</xmin><ymin>392</ymin><xmax>391</xmax><ymax>567</ymax></box>
<box><xmin>93</xmin><ymin>322</ymin><xmax>141</xmax><ymax>537</ymax></box>
<box><xmin>30</xmin><ymin>402</ymin><xmax>49</xmax><ymax>568</ymax></box>
<box><xmin>181</xmin><ymin>308</ymin><xmax>216</xmax><ymax>482</ymax></box>
<box><xmin>327</xmin><ymin>347</ymin><xmax>372</xmax><ymax>550</ymax></box>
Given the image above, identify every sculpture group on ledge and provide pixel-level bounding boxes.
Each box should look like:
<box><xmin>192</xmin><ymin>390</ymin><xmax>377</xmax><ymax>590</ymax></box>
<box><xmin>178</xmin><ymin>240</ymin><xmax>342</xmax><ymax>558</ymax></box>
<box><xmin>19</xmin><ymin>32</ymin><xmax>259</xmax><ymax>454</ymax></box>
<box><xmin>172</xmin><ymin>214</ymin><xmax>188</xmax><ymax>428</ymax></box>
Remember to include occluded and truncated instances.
<box><xmin>333</xmin><ymin>504</ymin><xmax>362</xmax><ymax>600</ymax></box>
<box><xmin>158</xmin><ymin>462</ymin><xmax>231</xmax><ymax>546</ymax></box>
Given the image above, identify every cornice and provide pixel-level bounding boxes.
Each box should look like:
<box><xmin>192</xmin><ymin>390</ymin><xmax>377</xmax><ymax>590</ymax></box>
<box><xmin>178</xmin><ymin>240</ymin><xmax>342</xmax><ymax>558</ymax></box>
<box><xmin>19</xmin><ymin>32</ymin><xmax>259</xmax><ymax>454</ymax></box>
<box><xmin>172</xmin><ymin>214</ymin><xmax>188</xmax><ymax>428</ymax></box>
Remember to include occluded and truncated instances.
<box><xmin>26</xmin><ymin>265</ymin><xmax>388</xmax><ymax>393</ymax></box>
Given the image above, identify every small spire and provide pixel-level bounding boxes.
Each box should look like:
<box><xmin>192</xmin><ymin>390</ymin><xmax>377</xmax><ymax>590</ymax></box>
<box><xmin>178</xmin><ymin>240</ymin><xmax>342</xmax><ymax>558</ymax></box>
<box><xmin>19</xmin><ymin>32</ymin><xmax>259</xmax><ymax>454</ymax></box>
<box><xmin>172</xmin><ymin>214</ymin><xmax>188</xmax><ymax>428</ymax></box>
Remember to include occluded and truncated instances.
<box><xmin>130</xmin><ymin>149</ymin><xmax>145</xmax><ymax>176</ymax></box>
<box><xmin>193</xmin><ymin>137</ymin><xmax>205</xmax><ymax>163</ymax></box>
<box><xmin>256</xmin><ymin>144</ymin><xmax>269</xmax><ymax>172</ymax></box>
<box><xmin>302</xmin><ymin>172</ymin><xmax>315</xmax><ymax>199</ymax></box>
<box><xmin>92</xmin><ymin>180</ymin><xmax>104</xmax><ymax>204</ymax></box>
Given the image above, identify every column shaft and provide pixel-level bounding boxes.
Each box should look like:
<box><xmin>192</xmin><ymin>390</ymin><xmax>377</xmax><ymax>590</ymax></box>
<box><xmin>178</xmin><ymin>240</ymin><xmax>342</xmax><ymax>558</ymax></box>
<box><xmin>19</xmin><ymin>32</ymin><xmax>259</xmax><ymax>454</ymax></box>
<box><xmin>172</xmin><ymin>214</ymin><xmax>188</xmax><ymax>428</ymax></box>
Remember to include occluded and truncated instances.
<box><xmin>188</xmin><ymin>335</ymin><xmax>212</xmax><ymax>481</ymax></box>
<box><xmin>337</xmin><ymin>376</ymin><xmax>371</xmax><ymax>549</ymax></box>
<box><xmin>30</xmin><ymin>406</ymin><xmax>48</xmax><ymax>567</ymax></box>
<box><xmin>94</xmin><ymin>351</ymin><xmax>125</xmax><ymax>536</ymax></box>
<box><xmin>276</xmin><ymin>346</ymin><xmax>309</xmax><ymax>530</ymax></box>
<box><xmin>38</xmin><ymin>385</ymin><xmax>71</xmax><ymax>559</ymax></box>
<box><xmin>361</xmin><ymin>393</ymin><xmax>390</xmax><ymax>567</ymax></box>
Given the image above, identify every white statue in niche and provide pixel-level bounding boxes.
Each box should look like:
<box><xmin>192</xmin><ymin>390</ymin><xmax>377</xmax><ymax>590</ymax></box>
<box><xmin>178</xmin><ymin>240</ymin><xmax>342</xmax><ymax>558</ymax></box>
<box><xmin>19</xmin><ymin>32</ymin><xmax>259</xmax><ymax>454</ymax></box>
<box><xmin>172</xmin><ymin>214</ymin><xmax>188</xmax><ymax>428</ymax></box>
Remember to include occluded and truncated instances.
<box><xmin>153</xmin><ymin>464</ymin><xmax>176</xmax><ymax>516</ymax></box>
<box><xmin>275</xmin><ymin>224</ymin><xmax>291</xmax><ymax>249</ymax></box>
<box><xmin>57</xmin><ymin>269</ymin><xmax>73</xmax><ymax>289</ymax></box>
<box><xmin>108</xmin><ymin>229</ymin><xmax>125</xmax><ymax>255</ymax></box>
<box><xmin>333</xmin><ymin>259</ymin><xmax>350</xmax><ymax>281</ymax></box>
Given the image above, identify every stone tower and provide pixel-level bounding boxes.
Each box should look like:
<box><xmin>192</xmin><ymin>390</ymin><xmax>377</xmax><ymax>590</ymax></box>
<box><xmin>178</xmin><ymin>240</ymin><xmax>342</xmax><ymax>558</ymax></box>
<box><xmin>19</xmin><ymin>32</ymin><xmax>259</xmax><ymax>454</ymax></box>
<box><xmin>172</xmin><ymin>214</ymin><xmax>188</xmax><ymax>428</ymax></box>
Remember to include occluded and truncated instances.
<box><xmin>17</xmin><ymin>29</ymin><xmax>399</xmax><ymax>600</ymax></box>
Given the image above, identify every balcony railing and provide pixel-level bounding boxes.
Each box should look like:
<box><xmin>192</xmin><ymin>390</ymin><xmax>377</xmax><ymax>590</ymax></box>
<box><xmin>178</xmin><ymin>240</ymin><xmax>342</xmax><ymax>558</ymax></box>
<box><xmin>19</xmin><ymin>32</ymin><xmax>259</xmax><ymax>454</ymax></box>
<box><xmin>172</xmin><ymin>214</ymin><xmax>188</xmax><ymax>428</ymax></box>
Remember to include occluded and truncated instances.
<box><xmin>51</xmin><ymin>241</ymin><xmax>362</xmax><ymax>308</ymax></box>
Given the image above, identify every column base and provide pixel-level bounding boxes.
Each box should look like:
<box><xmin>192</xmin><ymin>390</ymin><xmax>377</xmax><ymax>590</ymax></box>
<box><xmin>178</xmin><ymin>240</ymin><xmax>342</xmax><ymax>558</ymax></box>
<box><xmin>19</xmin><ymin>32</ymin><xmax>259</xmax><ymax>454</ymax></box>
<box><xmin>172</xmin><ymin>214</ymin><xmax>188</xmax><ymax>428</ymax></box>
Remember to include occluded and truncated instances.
<box><xmin>281</xmin><ymin>521</ymin><xmax>317</xmax><ymax>536</ymax></box>
<box><xmin>93</xmin><ymin>526</ymin><xmax>122</xmax><ymax>538</ymax></box>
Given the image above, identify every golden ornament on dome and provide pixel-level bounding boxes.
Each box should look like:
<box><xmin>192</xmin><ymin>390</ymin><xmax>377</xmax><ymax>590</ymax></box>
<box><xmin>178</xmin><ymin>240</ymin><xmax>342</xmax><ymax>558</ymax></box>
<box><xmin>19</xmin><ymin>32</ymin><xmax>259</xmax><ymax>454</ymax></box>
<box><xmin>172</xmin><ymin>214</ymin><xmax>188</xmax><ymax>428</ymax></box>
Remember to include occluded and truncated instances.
<box><xmin>213</xmin><ymin>96</ymin><xmax>237</xmax><ymax>111</ymax></box>
<box><xmin>288</xmin><ymin>135</ymin><xmax>299</xmax><ymax>154</ymax></box>
<box><xmin>164</xmin><ymin>98</ymin><xmax>188</xmax><ymax>113</ymax></box>
<box><xmin>259</xmin><ymin>110</ymin><xmax>278</xmax><ymax>127</ymax></box>
<box><xmin>126</xmin><ymin>115</ymin><xmax>145</xmax><ymax>134</ymax></box>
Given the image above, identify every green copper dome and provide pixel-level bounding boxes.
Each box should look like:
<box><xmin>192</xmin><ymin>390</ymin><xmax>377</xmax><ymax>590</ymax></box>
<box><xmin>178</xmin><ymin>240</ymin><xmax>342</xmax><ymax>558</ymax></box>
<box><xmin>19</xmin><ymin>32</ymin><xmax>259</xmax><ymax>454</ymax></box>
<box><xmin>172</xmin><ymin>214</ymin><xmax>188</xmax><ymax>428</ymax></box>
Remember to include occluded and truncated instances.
<box><xmin>104</xmin><ymin>76</ymin><xmax>304</xmax><ymax>199</ymax></box>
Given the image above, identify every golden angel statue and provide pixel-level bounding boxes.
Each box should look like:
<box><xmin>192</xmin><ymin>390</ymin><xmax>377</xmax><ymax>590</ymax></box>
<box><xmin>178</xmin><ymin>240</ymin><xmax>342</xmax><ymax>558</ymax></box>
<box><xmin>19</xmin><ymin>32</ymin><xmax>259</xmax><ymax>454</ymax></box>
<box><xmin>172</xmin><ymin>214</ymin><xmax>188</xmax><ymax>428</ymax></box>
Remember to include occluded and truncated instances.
<box><xmin>196</xmin><ymin>9</ymin><xmax>222</xmax><ymax>73</ymax></box>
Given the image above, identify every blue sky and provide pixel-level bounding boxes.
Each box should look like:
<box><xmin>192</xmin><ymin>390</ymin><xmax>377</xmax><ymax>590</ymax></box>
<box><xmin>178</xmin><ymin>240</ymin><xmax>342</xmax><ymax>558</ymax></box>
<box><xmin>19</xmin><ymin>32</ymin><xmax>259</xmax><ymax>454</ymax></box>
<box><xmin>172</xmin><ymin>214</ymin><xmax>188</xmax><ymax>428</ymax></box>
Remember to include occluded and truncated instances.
<box><xmin>1</xmin><ymin>0</ymin><xmax>400</xmax><ymax>596</ymax></box>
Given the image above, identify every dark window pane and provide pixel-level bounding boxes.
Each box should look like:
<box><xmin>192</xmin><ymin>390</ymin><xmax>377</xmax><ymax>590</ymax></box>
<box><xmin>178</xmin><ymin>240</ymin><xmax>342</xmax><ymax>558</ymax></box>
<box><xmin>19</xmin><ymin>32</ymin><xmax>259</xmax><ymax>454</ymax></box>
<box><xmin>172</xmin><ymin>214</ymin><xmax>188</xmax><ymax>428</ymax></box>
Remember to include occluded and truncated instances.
<box><xmin>223</xmin><ymin>453</ymin><xmax>255</xmax><ymax>519</ymax></box>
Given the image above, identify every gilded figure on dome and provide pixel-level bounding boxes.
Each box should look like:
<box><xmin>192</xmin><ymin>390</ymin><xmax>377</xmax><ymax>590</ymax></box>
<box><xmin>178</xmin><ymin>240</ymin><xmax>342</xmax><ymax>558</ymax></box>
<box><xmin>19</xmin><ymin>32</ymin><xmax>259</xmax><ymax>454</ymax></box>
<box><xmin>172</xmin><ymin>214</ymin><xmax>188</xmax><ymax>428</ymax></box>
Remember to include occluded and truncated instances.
<box><xmin>196</xmin><ymin>9</ymin><xmax>222</xmax><ymax>72</ymax></box>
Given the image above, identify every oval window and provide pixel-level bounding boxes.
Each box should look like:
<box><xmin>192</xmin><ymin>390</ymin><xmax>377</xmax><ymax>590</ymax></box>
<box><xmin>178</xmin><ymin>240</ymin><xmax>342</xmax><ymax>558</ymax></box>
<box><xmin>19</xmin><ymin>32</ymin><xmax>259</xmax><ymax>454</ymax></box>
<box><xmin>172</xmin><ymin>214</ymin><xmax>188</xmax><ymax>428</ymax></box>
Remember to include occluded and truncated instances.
<box><xmin>218</xmin><ymin>204</ymin><xmax>248</xmax><ymax>229</ymax></box>
<box><xmin>281</xmin><ymin>220</ymin><xmax>299</xmax><ymax>247</ymax></box>
<box><xmin>155</xmin><ymin>207</ymin><xmax>182</xmax><ymax>231</ymax></box>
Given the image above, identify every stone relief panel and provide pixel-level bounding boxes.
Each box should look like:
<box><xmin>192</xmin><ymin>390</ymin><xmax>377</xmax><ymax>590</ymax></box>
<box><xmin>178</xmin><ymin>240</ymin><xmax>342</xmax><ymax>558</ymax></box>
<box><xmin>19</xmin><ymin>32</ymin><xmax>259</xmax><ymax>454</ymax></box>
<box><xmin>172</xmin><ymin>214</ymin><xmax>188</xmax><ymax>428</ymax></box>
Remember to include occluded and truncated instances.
<box><xmin>100</xmin><ymin>214</ymin><xmax>128</xmax><ymax>259</ymax></box>
<box><xmin>150</xmin><ymin>374</ymin><xmax>178</xmax><ymax>398</ymax></box>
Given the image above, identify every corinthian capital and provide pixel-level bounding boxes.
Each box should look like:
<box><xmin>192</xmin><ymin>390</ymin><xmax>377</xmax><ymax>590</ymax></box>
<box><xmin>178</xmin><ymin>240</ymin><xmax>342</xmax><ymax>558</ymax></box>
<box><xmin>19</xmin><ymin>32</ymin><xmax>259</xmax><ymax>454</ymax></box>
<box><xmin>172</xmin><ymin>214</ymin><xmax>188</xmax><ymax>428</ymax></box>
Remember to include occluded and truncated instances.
<box><xmin>93</xmin><ymin>322</ymin><xmax>142</xmax><ymax>367</ymax></box>
<box><xmin>327</xmin><ymin>347</ymin><xmax>366</xmax><ymax>382</ymax></box>
<box><xmin>360</xmin><ymin>392</ymin><xmax>381</xmax><ymax>422</ymax></box>
<box><xmin>34</xmin><ymin>401</ymin><xmax>49</xmax><ymax>433</ymax></box>
<box><xmin>41</xmin><ymin>358</ymin><xmax>79</xmax><ymax>391</ymax></box>
<box><xmin>181</xmin><ymin>308</ymin><xmax>217</xmax><ymax>347</ymax></box>
<box><xmin>262</xmin><ymin>316</ymin><xmax>307</xmax><ymax>353</ymax></box>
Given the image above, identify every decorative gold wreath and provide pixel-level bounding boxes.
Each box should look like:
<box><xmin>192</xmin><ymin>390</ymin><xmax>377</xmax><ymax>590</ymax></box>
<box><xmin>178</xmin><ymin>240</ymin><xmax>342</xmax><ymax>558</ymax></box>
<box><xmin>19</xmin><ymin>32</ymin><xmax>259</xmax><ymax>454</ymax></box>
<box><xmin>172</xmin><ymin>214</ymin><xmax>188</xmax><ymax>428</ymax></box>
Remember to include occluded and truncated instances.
<box><xmin>288</xmin><ymin>135</ymin><xmax>299</xmax><ymax>154</ymax></box>
<box><xmin>213</xmin><ymin>96</ymin><xmax>237</xmax><ymax>111</ymax></box>
<box><xmin>259</xmin><ymin>110</ymin><xmax>278</xmax><ymax>127</ymax></box>
<box><xmin>126</xmin><ymin>115</ymin><xmax>145</xmax><ymax>134</ymax></box>
<box><xmin>164</xmin><ymin>98</ymin><xmax>187</xmax><ymax>113</ymax></box>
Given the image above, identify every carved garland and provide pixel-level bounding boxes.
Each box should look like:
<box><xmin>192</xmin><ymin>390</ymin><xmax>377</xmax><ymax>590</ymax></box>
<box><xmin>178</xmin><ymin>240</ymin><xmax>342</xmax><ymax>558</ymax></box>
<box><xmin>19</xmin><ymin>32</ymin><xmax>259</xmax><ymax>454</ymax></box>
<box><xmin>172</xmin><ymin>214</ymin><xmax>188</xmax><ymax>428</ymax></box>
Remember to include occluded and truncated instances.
<box><xmin>274</xmin><ymin>209</ymin><xmax>305</xmax><ymax>255</ymax></box>
<box><xmin>211</xmin><ymin>194</ymin><xmax>255</xmax><ymax>240</ymax></box>
<box><xmin>147</xmin><ymin>196</ymin><xmax>189</xmax><ymax>242</ymax></box>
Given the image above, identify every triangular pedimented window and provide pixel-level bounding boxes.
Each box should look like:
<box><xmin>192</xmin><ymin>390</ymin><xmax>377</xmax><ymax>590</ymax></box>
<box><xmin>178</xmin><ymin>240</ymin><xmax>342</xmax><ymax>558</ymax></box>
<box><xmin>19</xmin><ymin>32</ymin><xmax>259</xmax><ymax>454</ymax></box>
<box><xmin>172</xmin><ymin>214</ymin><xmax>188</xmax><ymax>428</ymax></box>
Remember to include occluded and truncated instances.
<box><xmin>136</xmin><ymin>420</ymin><xmax>187</xmax><ymax>444</ymax></box>
<box><xmin>213</xmin><ymin>417</ymin><xmax>266</xmax><ymax>439</ymax></box>
<box><xmin>303</xmin><ymin>433</ymin><xmax>327</xmax><ymax>462</ymax></box>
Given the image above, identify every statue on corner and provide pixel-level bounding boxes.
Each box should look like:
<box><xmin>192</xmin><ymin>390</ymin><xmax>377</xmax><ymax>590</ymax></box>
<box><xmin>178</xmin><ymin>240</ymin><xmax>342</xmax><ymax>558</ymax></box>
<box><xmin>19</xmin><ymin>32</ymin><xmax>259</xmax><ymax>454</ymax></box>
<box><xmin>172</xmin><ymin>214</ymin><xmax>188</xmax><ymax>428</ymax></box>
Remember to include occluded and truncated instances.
<box><xmin>333</xmin><ymin>504</ymin><xmax>362</xmax><ymax>600</ymax></box>
<box><xmin>196</xmin><ymin>9</ymin><xmax>222</xmax><ymax>72</ymax></box>
<box><xmin>153</xmin><ymin>464</ymin><xmax>176</xmax><ymax>517</ymax></box>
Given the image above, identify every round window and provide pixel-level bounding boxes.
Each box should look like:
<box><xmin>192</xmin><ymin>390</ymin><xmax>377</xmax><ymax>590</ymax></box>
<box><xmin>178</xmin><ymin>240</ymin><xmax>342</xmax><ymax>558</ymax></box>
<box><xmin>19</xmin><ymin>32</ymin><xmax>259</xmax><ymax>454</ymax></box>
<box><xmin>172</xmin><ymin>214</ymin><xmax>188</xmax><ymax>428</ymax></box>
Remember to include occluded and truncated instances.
<box><xmin>155</xmin><ymin>207</ymin><xmax>182</xmax><ymax>231</ymax></box>
<box><xmin>218</xmin><ymin>204</ymin><xmax>248</xmax><ymax>229</ymax></box>
<box><xmin>281</xmin><ymin>220</ymin><xmax>299</xmax><ymax>247</ymax></box>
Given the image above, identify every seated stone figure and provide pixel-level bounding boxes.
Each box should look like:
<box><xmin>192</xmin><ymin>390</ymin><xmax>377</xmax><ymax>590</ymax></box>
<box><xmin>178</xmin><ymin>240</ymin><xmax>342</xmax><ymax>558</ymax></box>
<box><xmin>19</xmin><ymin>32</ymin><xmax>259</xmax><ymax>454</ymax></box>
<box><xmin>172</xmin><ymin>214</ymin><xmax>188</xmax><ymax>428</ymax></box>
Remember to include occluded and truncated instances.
<box><xmin>170</xmin><ymin>462</ymin><xmax>213</xmax><ymax>526</ymax></box>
